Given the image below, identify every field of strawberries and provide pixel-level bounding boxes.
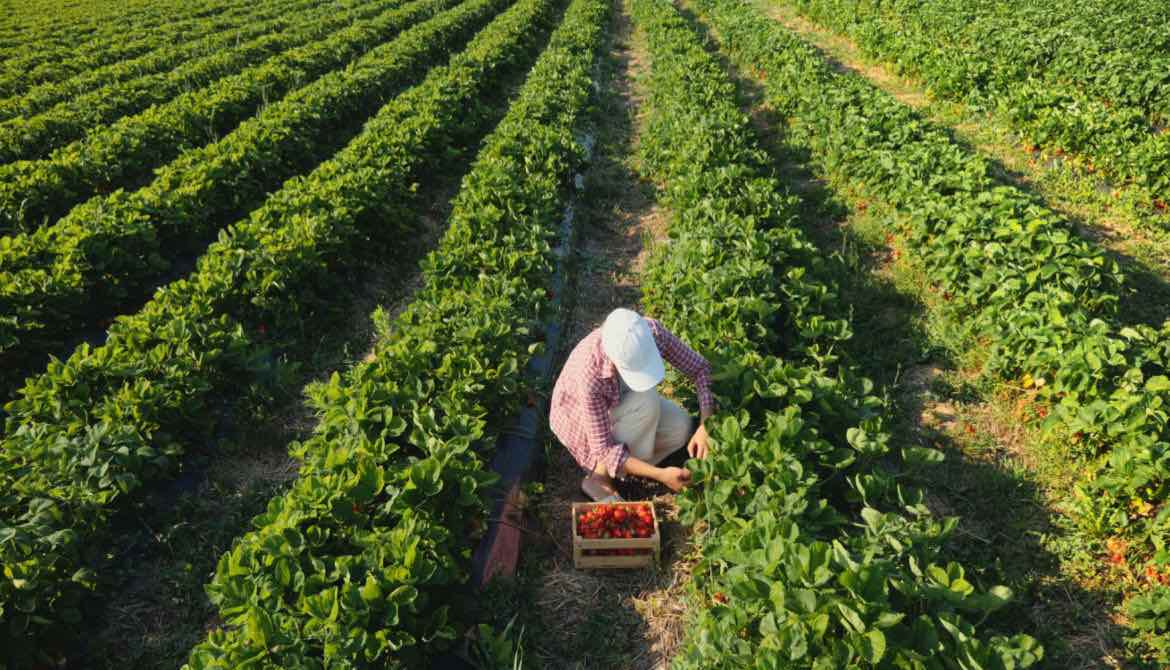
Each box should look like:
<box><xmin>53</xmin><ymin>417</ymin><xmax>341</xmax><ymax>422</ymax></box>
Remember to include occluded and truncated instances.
<box><xmin>1</xmin><ymin>0</ymin><xmax>1169</xmax><ymax>667</ymax></box>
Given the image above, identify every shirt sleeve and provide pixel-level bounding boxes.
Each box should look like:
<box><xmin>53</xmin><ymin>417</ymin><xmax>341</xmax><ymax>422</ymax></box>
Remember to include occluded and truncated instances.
<box><xmin>583</xmin><ymin>375</ymin><xmax>629</xmax><ymax>479</ymax></box>
<box><xmin>648</xmin><ymin>318</ymin><xmax>715</xmax><ymax>417</ymax></box>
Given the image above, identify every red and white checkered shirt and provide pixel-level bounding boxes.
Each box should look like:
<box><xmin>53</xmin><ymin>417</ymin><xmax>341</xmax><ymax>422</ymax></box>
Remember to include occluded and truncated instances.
<box><xmin>549</xmin><ymin>318</ymin><xmax>714</xmax><ymax>478</ymax></box>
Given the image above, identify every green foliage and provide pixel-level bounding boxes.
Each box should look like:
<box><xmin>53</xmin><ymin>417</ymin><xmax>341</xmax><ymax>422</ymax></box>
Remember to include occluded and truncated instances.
<box><xmin>0</xmin><ymin>0</ymin><xmax>330</xmax><ymax>124</ymax></box>
<box><xmin>788</xmin><ymin>0</ymin><xmax>1170</xmax><ymax>202</ymax></box>
<box><xmin>629</xmin><ymin>0</ymin><xmax>1040</xmax><ymax>666</ymax></box>
<box><xmin>0</xmin><ymin>0</ymin><xmax>487</xmax><ymax>379</ymax></box>
<box><xmin>1128</xmin><ymin>586</ymin><xmax>1170</xmax><ymax>661</ymax></box>
<box><xmin>469</xmin><ymin>615</ymin><xmax>529</xmax><ymax>669</ymax></box>
<box><xmin>0</xmin><ymin>0</ymin><xmax>567</xmax><ymax>661</ymax></box>
<box><xmin>0</xmin><ymin>0</ymin><xmax>393</xmax><ymax>168</ymax></box>
<box><xmin>0</xmin><ymin>0</ymin><xmax>268</xmax><ymax>98</ymax></box>
<box><xmin>700</xmin><ymin>0</ymin><xmax>1170</xmax><ymax>658</ymax></box>
<box><xmin>0</xmin><ymin>0</ymin><xmax>432</xmax><ymax>243</ymax></box>
<box><xmin>0</xmin><ymin>0</ymin><xmax>412</xmax><ymax>234</ymax></box>
<box><xmin>183</xmin><ymin>0</ymin><xmax>606</xmax><ymax>664</ymax></box>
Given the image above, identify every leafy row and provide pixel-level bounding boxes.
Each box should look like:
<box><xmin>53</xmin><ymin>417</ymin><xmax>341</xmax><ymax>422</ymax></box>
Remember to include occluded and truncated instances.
<box><xmin>1010</xmin><ymin>0</ymin><xmax>1170</xmax><ymax>59</ymax></box>
<box><xmin>628</xmin><ymin>0</ymin><xmax>1041</xmax><ymax>666</ymax></box>
<box><xmin>795</xmin><ymin>0</ymin><xmax>1170</xmax><ymax>115</ymax></box>
<box><xmin>0</xmin><ymin>0</ymin><xmax>328</xmax><ymax>123</ymax></box>
<box><xmin>0</xmin><ymin>0</ymin><xmax>261</xmax><ymax>98</ymax></box>
<box><xmin>184</xmin><ymin>0</ymin><xmax>606</xmax><ymax>663</ymax></box>
<box><xmin>0</xmin><ymin>1</ymin><xmax>221</xmax><ymax>57</ymax></box>
<box><xmin>0</xmin><ymin>0</ymin><xmax>246</xmax><ymax>40</ymax></box>
<box><xmin>0</xmin><ymin>0</ymin><xmax>484</xmax><ymax>382</ymax></box>
<box><xmin>0</xmin><ymin>0</ymin><xmax>396</xmax><ymax>165</ymax></box>
<box><xmin>0</xmin><ymin>0</ymin><xmax>414</xmax><ymax>238</ymax></box>
<box><xmin>0</xmin><ymin>0</ymin><xmax>238</xmax><ymax>45</ymax></box>
<box><xmin>0</xmin><ymin>0</ymin><xmax>417</xmax><ymax>236</ymax></box>
<box><xmin>694</xmin><ymin>0</ymin><xmax>1170</xmax><ymax>660</ymax></box>
<box><xmin>0</xmin><ymin>0</ymin><xmax>559</xmax><ymax>660</ymax></box>
<box><xmin>786</xmin><ymin>0</ymin><xmax>1170</xmax><ymax>202</ymax></box>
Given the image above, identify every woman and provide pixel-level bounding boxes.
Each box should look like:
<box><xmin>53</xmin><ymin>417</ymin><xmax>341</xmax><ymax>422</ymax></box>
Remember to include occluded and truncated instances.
<box><xmin>549</xmin><ymin>308</ymin><xmax>715</xmax><ymax>501</ymax></box>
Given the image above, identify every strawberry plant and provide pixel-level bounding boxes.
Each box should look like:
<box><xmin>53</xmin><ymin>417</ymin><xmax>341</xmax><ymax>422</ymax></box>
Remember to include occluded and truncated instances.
<box><xmin>788</xmin><ymin>0</ymin><xmax>1170</xmax><ymax>205</ymax></box>
<box><xmin>0</xmin><ymin>0</ymin><xmax>495</xmax><ymax>390</ymax></box>
<box><xmin>0</xmin><ymin>0</ymin><xmax>264</xmax><ymax>98</ymax></box>
<box><xmin>0</xmin><ymin>0</ymin><xmax>417</xmax><ymax>234</ymax></box>
<box><xmin>0</xmin><ymin>0</ymin><xmax>564</xmax><ymax>660</ymax></box>
<box><xmin>0</xmin><ymin>1</ymin><xmax>384</xmax><ymax>165</ymax></box>
<box><xmin>184</xmin><ymin>0</ymin><xmax>605</xmax><ymax>663</ymax></box>
<box><xmin>630</xmin><ymin>0</ymin><xmax>1041</xmax><ymax>666</ymax></box>
<box><xmin>0</xmin><ymin>0</ymin><xmax>327</xmax><ymax>123</ymax></box>
<box><xmin>690</xmin><ymin>0</ymin><xmax>1170</xmax><ymax>658</ymax></box>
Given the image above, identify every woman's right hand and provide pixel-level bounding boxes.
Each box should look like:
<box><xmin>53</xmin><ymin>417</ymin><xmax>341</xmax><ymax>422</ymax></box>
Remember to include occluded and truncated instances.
<box><xmin>659</xmin><ymin>466</ymin><xmax>692</xmax><ymax>492</ymax></box>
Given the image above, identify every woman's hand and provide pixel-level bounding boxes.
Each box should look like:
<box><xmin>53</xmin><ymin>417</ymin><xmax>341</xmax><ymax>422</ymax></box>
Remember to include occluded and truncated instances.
<box><xmin>658</xmin><ymin>466</ymin><xmax>692</xmax><ymax>492</ymax></box>
<box><xmin>687</xmin><ymin>422</ymin><xmax>711</xmax><ymax>459</ymax></box>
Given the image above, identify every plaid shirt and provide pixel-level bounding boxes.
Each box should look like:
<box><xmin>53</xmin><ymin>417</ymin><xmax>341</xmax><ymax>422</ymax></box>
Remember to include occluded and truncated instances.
<box><xmin>549</xmin><ymin>318</ymin><xmax>714</xmax><ymax>478</ymax></box>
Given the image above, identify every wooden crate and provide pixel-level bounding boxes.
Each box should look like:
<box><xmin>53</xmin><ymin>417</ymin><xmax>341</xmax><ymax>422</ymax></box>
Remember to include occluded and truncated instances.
<box><xmin>571</xmin><ymin>501</ymin><xmax>661</xmax><ymax>569</ymax></box>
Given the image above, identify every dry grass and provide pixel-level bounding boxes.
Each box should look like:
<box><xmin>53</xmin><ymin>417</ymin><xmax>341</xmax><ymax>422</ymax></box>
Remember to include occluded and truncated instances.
<box><xmin>511</xmin><ymin>3</ymin><xmax>699</xmax><ymax>667</ymax></box>
<box><xmin>530</xmin><ymin>445</ymin><xmax>697</xmax><ymax>668</ymax></box>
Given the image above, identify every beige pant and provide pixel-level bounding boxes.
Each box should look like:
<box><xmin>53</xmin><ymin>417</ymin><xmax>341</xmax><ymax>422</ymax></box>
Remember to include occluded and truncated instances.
<box><xmin>607</xmin><ymin>389</ymin><xmax>692</xmax><ymax>467</ymax></box>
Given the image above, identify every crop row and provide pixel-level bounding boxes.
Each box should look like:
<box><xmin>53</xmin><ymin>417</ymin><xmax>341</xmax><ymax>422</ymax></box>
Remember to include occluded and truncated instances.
<box><xmin>796</xmin><ymin>0</ymin><xmax>1170</xmax><ymax>117</ymax></box>
<box><xmin>0</xmin><ymin>0</ymin><xmax>329</xmax><ymax>123</ymax></box>
<box><xmin>0</xmin><ymin>0</ymin><xmax>484</xmax><ymax>382</ymax></box>
<box><xmin>1052</xmin><ymin>0</ymin><xmax>1170</xmax><ymax>55</ymax></box>
<box><xmin>0</xmin><ymin>0</ymin><xmax>288</xmax><ymax>108</ymax></box>
<box><xmin>0</xmin><ymin>0</ymin><xmax>562</xmax><ymax>660</ymax></box>
<box><xmin>0</xmin><ymin>0</ymin><xmax>263</xmax><ymax>99</ymax></box>
<box><xmin>695</xmin><ymin>0</ymin><xmax>1170</xmax><ymax>659</ymax></box>
<box><xmin>0</xmin><ymin>0</ymin><xmax>234</xmax><ymax>46</ymax></box>
<box><xmin>786</xmin><ymin>0</ymin><xmax>1170</xmax><ymax>202</ymax></box>
<box><xmin>628</xmin><ymin>0</ymin><xmax>1042</xmax><ymax>666</ymax></box>
<box><xmin>879</xmin><ymin>0</ymin><xmax>1170</xmax><ymax>64</ymax></box>
<box><xmin>0</xmin><ymin>0</ymin><xmax>395</xmax><ymax>165</ymax></box>
<box><xmin>1015</xmin><ymin>0</ymin><xmax>1170</xmax><ymax>58</ymax></box>
<box><xmin>184</xmin><ymin>0</ymin><xmax>605</xmax><ymax>664</ymax></box>
<box><xmin>0</xmin><ymin>0</ymin><xmax>424</xmax><ymax>239</ymax></box>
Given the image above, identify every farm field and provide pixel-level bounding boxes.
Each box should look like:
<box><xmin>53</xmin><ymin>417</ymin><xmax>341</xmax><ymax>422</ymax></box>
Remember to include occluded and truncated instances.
<box><xmin>2</xmin><ymin>0</ymin><xmax>1170</xmax><ymax>668</ymax></box>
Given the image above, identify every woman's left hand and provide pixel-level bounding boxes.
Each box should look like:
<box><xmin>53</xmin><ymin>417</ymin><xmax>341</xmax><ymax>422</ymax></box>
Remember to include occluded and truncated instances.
<box><xmin>687</xmin><ymin>422</ymin><xmax>710</xmax><ymax>459</ymax></box>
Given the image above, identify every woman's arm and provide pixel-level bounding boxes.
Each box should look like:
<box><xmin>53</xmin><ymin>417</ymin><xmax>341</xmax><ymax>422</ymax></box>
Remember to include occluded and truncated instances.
<box><xmin>645</xmin><ymin>318</ymin><xmax>716</xmax><ymax>418</ymax></box>
<box><xmin>621</xmin><ymin>455</ymin><xmax>692</xmax><ymax>491</ymax></box>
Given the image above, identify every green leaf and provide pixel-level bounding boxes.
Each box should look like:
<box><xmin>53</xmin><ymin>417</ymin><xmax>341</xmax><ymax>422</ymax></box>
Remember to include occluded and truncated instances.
<box><xmin>836</xmin><ymin>602</ymin><xmax>865</xmax><ymax>635</ymax></box>
<box><xmin>1147</xmin><ymin>376</ymin><xmax>1170</xmax><ymax>393</ymax></box>
<box><xmin>862</xmin><ymin>629</ymin><xmax>886</xmax><ymax>663</ymax></box>
<box><xmin>361</xmin><ymin>575</ymin><xmax>383</xmax><ymax>603</ymax></box>
<box><xmin>246</xmin><ymin>609</ymin><xmax>273</xmax><ymax>647</ymax></box>
<box><xmin>902</xmin><ymin>446</ymin><xmax>945</xmax><ymax>466</ymax></box>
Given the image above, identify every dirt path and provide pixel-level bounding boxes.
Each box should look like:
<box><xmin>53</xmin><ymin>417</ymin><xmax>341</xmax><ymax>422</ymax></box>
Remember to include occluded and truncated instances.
<box><xmin>683</xmin><ymin>2</ymin><xmax>1132</xmax><ymax>667</ymax></box>
<box><xmin>762</xmin><ymin>0</ymin><xmax>1170</xmax><ymax>328</ymax></box>
<box><xmin>483</xmin><ymin>2</ymin><xmax>698</xmax><ymax>667</ymax></box>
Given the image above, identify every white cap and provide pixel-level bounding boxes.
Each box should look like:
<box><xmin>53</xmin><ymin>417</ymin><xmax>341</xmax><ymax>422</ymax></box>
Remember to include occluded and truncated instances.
<box><xmin>601</xmin><ymin>308</ymin><xmax>665</xmax><ymax>392</ymax></box>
